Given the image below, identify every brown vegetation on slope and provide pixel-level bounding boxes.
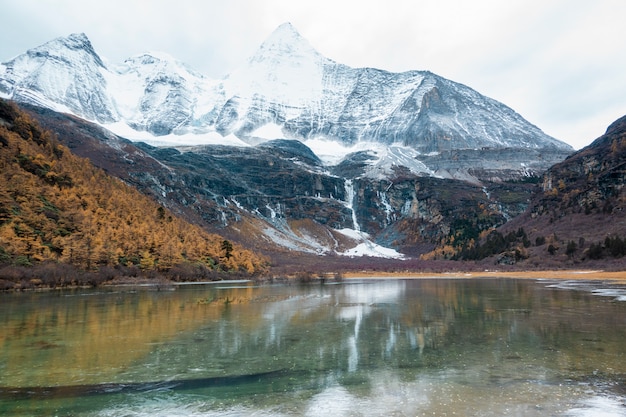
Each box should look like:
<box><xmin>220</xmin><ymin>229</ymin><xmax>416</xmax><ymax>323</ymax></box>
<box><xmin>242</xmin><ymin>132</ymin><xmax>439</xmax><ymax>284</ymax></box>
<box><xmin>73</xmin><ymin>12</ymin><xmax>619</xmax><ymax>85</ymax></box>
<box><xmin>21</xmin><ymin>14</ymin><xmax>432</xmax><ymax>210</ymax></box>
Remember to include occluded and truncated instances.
<box><xmin>0</xmin><ymin>99</ymin><xmax>268</xmax><ymax>287</ymax></box>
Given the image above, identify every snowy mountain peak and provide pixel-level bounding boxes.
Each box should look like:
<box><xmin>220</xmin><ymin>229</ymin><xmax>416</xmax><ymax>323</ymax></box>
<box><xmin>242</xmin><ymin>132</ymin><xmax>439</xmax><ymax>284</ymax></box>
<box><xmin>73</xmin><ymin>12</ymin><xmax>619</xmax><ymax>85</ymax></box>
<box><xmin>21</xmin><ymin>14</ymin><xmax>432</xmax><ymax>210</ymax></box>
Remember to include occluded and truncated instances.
<box><xmin>221</xmin><ymin>22</ymin><xmax>333</xmax><ymax>113</ymax></box>
<box><xmin>36</xmin><ymin>32</ymin><xmax>106</xmax><ymax>68</ymax></box>
<box><xmin>56</xmin><ymin>32</ymin><xmax>93</xmax><ymax>50</ymax></box>
<box><xmin>250</xmin><ymin>22</ymin><xmax>326</xmax><ymax>64</ymax></box>
<box><xmin>121</xmin><ymin>51</ymin><xmax>206</xmax><ymax>81</ymax></box>
<box><xmin>0</xmin><ymin>32</ymin><xmax>116</xmax><ymax>122</ymax></box>
<box><xmin>124</xmin><ymin>52</ymin><xmax>177</xmax><ymax>67</ymax></box>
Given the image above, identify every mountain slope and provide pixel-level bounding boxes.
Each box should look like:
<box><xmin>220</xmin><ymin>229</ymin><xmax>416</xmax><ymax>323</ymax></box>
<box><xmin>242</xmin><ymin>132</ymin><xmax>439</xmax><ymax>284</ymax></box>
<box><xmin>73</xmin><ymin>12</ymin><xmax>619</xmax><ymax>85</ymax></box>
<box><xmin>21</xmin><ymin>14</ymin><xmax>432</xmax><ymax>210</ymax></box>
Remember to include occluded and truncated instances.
<box><xmin>0</xmin><ymin>24</ymin><xmax>572</xmax><ymax>180</ymax></box>
<box><xmin>20</xmin><ymin>101</ymin><xmax>538</xmax><ymax>262</ymax></box>
<box><xmin>0</xmin><ymin>99</ymin><xmax>267</xmax><ymax>276</ymax></box>
<box><xmin>525</xmin><ymin>114</ymin><xmax>626</xmax><ymax>245</ymax></box>
<box><xmin>454</xmin><ymin>114</ymin><xmax>626</xmax><ymax>267</ymax></box>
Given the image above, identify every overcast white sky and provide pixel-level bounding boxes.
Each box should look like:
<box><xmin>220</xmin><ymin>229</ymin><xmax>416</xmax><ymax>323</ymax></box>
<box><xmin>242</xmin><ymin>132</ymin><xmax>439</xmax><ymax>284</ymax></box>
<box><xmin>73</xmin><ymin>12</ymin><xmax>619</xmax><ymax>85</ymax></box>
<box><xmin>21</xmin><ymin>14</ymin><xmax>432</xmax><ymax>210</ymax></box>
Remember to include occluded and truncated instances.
<box><xmin>1</xmin><ymin>0</ymin><xmax>625</xmax><ymax>149</ymax></box>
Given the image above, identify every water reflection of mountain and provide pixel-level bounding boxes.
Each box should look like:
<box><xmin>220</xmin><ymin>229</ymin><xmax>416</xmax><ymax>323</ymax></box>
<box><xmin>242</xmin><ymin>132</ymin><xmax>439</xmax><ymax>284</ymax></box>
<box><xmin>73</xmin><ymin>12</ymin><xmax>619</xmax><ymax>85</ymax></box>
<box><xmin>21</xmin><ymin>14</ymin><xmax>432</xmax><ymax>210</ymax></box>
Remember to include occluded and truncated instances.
<box><xmin>1</xmin><ymin>279</ymin><xmax>625</xmax><ymax>393</ymax></box>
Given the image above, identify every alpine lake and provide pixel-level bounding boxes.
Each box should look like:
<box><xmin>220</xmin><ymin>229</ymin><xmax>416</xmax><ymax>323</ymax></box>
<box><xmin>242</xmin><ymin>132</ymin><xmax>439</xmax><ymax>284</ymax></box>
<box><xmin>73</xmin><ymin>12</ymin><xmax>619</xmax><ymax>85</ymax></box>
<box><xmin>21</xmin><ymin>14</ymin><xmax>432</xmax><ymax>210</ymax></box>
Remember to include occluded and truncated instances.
<box><xmin>1</xmin><ymin>277</ymin><xmax>625</xmax><ymax>416</ymax></box>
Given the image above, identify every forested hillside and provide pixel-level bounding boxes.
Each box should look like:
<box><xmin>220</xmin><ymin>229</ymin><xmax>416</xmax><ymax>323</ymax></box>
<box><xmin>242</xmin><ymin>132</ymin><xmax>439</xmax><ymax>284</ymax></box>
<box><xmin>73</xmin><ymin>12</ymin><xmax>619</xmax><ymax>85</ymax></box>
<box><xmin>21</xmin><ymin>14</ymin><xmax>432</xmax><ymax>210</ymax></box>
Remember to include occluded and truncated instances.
<box><xmin>0</xmin><ymin>99</ymin><xmax>268</xmax><ymax>283</ymax></box>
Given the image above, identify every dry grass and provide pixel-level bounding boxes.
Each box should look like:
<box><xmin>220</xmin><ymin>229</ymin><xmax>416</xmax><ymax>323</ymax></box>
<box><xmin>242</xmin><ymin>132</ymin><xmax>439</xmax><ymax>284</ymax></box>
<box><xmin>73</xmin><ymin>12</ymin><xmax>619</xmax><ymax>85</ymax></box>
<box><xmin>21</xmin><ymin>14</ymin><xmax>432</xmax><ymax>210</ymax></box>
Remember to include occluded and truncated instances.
<box><xmin>344</xmin><ymin>269</ymin><xmax>626</xmax><ymax>283</ymax></box>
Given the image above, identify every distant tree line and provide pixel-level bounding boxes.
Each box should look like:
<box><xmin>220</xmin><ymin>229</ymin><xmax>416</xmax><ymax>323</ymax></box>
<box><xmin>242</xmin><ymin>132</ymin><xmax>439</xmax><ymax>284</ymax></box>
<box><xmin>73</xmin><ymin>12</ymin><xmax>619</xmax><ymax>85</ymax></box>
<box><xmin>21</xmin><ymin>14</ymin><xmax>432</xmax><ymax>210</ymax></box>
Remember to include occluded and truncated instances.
<box><xmin>453</xmin><ymin>227</ymin><xmax>530</xmax><ymax>261</ymax></box>
<box><xmin>586</xmin><ymin>235</ymin><xmax>626</xmax><ymax>260</ymax></box>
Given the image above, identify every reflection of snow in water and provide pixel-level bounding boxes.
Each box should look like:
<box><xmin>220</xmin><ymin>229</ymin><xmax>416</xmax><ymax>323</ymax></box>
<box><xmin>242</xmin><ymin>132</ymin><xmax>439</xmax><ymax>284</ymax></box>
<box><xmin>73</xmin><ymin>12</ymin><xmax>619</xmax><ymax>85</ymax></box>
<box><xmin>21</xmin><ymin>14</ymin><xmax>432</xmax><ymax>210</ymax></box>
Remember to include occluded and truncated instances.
<box><xmin>95</xmin><ymin>375</ymin><xmax>626</xmax><ymax>417</ymax></box>
<box><xmin>565</xmin><ymin>395</ymin><xmax>626</xmax><ymax>416</ymax></box>
<box><xmin>346</xmin><ymin>335</ymin><xmax>358</xmax><ymax>372</ymax></box>
<box><xmin>304</xmin><ymin>372</ymin><xmax>626</xmax><ymax>417</ymax></box>
<box><xmin>337</xmin><ymin>282</ymin><xmax>405</xmax><ymax>373</ymax></box>
<box><xmin>338</xmin><ymin>304</ymin><xmax>363</xmax><ymax>372</ymax></box>
<box><xmin>545</xmin><ymin>280</ymin><xmax>626</xmax><ymax>302</ymax></box>
<box><xmin>349</xmin><ymin>306</ymin><xmax>362</xmax><ymax>372</ymax></box>
<box><xmin>341</xmin><ymin>280</ymin><xmax>405</xmax><ymax>304</ymax></box>
<box><xmin>592</xmin><ymin>288</ymin><xmax>626</xmax><ymax>302</ymax></box>
<box><xmin>385</xmin><ymin>325</ymin><xmax>397</xmax><ymax>358</ymax></box>
<box><xmin>304</xmin><ymin>377</ymin><xmax>431</xmax><ymax>417</ymax></box>
<box><xmin>336</xmin><ymin>304</ymin><xmax>368</xmax><ymax>322</ymax></box>
<box><xmin>305</xmin><ymin>385</ymin><xmax>356</xmax><ymax>417</ymax></box>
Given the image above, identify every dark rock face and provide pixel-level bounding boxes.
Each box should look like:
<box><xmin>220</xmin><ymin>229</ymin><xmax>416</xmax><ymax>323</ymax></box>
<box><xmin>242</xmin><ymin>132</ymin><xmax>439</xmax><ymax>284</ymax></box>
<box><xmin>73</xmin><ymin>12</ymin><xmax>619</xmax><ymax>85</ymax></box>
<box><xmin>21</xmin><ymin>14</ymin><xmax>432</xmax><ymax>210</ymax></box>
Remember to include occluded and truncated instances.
<box><xmin>349</xmin><ymin>175</ymin><xmax>534</xmax><ymax>255</ymax></box>
<box><xmin>140</xmin><ymin>142</ymin><xmax>353</xmax><ymax>228</ymax></box>
<box><xmin>22</xmin><ymin>103</ymin><xmax>541</xmax><ymax>257</ymax></box>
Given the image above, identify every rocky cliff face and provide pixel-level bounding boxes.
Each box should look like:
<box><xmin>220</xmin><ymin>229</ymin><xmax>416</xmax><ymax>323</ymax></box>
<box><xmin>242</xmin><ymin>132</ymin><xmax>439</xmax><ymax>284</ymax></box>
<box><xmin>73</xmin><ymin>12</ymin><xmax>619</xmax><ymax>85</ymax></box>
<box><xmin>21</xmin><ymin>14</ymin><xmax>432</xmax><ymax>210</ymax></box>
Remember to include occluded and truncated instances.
<box><xmin>22</xmin><ymin>102</ymin><xmax>537</xmax><ymax>259</ymax></box>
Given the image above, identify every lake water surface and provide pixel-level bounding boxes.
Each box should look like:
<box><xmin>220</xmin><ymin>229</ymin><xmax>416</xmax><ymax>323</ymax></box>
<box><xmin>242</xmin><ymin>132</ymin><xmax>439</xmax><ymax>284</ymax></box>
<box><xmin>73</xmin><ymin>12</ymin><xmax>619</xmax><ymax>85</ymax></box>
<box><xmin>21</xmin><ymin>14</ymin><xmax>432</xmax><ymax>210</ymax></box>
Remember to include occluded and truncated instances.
<box><xmin>1</xmin><ymin>278</ymin><xmax>625</xmax><ymax>416</ymax></box>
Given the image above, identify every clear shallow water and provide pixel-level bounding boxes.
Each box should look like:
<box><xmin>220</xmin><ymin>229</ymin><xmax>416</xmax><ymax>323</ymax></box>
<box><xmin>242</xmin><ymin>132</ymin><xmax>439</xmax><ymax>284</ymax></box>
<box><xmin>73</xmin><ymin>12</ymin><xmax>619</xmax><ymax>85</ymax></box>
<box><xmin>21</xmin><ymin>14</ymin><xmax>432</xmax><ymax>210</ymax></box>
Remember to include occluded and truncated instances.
<box><xmin>0</xmin><ymin>278</ymin><xmax>625</xmax><ymax>416</ymax></box>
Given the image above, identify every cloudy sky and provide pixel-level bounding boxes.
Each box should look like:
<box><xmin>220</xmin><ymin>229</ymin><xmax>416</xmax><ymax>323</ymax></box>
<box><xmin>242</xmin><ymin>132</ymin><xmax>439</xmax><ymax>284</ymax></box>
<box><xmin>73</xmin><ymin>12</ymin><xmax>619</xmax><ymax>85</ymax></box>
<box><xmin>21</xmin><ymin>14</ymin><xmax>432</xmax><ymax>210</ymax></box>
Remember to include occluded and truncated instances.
<box><xmin>1</xmin><ymin>0</ymin><xmax>625</xmax><ymax>149</ymax></box>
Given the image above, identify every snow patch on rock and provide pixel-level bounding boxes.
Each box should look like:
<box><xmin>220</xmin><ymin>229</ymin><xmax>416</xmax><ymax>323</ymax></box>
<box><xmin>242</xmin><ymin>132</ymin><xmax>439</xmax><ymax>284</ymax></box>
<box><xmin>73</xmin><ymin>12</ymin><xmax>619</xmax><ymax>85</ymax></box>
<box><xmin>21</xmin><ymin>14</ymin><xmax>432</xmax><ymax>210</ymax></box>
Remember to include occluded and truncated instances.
<box><xmin>335</xmin><ymin>228</ymin><xmax>405</xmax><ymax>259</ymax></box>
<box><xmin>250</xmin><ymin>122</ymin><xmax>287</xmax><ymax>140</ymax></box>
<box><xmin>104</xmin><ymin>121</ymin><xmax>250</xmax><ymax>147</ymax></box>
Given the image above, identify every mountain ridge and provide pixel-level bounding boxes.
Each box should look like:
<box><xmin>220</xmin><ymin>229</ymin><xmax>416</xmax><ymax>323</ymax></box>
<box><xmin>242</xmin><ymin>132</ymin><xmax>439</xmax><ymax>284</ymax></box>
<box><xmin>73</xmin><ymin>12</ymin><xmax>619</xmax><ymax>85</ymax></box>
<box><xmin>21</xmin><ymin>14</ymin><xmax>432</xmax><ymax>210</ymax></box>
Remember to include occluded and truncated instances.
<box><xmin>12</xmin><ymin>98</ymin><xmax>626</xmax><ymax>270</ymax></box>
<box><xmin>18</xmin><ymin>100</ymin><xmax>539</xmax><ymax>262</ymax></box>
<box><xmin>1</xmin><ymin>24</ymin><xmax>572</xmax><ymax>182</ymax></box>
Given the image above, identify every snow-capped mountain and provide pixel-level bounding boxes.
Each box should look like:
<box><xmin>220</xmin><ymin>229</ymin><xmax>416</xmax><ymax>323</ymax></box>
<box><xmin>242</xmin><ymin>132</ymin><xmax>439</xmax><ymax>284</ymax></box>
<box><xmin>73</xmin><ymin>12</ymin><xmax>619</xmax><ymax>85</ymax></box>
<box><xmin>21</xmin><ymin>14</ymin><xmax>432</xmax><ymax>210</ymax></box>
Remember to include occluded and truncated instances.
<box><xmin>1</xmin><ymin>24</ymin><xmax>582</xmax><ymax>260</ymax></box>
<box><xmin>1</xmin><ymin>23</ymin><xmax>572</xmax><ymax>180</ymax></box>
<box><xmin>0</xmin><ymin>33</ymin><xmax>117</xmax><ymax>123</ymax></box>
<box><xmin>107</xmin><ymin>51</ymin><xmax>217</xmax><ymax>136</ymax></box>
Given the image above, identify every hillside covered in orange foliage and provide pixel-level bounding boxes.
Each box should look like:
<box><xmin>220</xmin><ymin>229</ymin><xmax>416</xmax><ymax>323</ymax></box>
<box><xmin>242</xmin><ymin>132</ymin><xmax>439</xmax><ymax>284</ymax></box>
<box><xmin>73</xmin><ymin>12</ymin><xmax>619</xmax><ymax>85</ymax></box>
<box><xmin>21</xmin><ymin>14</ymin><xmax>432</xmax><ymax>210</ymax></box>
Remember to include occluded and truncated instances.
<box><xmin>0</xmin><ymin>99</ymin><xmax>268</xmax><ymax>286</ymax></box>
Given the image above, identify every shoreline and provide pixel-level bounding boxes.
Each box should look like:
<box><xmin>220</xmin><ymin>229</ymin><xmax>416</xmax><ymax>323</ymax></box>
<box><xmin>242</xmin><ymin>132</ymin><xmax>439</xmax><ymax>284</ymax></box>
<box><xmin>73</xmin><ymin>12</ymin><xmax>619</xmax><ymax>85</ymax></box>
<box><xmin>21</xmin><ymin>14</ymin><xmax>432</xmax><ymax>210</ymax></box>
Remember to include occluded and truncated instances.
<box><xmin>2</xmin><ymin>269</ymin><xmax>626</xmax><ymax>293</ymax></box>
<box><xmin>343</xmin><ymin>269</ymin><xmax>626</xmax><ymax>284</ymax></box>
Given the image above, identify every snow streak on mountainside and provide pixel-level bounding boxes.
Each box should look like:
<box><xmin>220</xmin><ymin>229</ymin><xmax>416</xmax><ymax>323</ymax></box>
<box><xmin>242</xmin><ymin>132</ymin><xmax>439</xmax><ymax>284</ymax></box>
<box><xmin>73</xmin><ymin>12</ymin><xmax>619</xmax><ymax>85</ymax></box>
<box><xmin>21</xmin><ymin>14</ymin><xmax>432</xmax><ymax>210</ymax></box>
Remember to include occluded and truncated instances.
<box><xmin>0</xmin><ymin>23</ymin><xmax>573</xmax><ymax>172</ymax></box>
